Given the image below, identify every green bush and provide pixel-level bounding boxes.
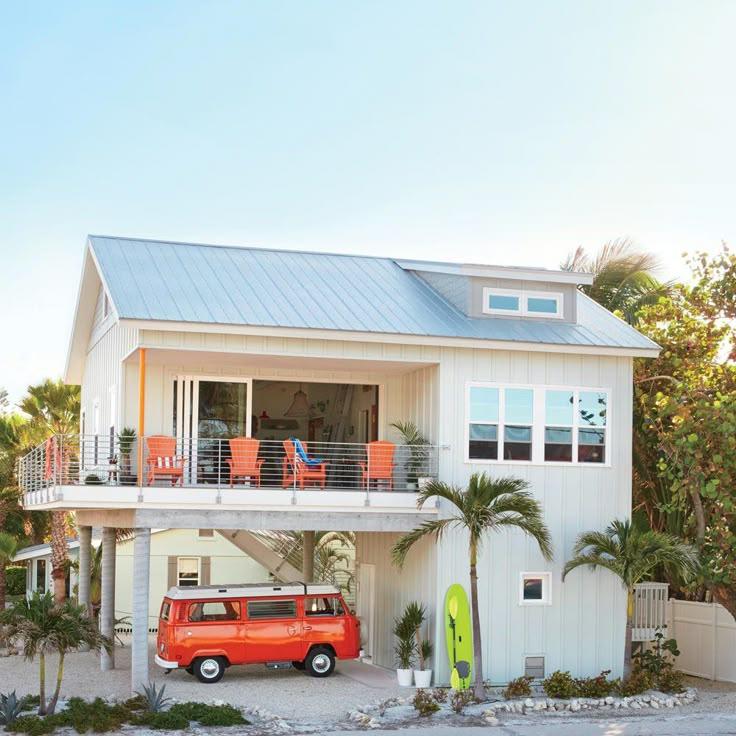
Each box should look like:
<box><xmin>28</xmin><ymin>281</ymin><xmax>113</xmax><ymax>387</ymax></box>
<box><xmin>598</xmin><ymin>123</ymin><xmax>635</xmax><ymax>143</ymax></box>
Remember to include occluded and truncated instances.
<box><xmin>431</xmin><ymin>688</ymin><xmax>448</xmax><ymax>703</ymax></box>
<box><xmin>657</xmin><ymin>668</ymin><xmax>685</xmax><ymax>694</ymax></box>
<box><xmin>135</xmin><ymin>710</ymin><xmax>189</xmax><ymax>730</ymax></box>
<box><xmin>6</xmin><ymin>716</ymin><xmax>57</xmax><ymax>736</ymax></box>
<box><xmin>633</xmin><ymin>632</ymin><xmax>684</xmax><ymax>693</ymax></box>
<box><xmin>449</xmin><ymin>689</ymin><xmax>476</xmax><ymax>714</ymax></box>
<box><xmin>575</xmin><ymin>670</ymin><xmax>613</xmax><ymax>698</ymax></box>
<box><xmin>612</xmin><ymin>670</ymin><xmax>654</xmax><ymax>696</ymax></box>
<box><xmin>54</xmin><ymin>697</ymin><xmax>130</xmax><ymax>733</ymax></box>
<box><xmin>502</xmin><ymin>675</ymin><xmax>534</xmax><ymax>699</ymax></box>
<box><xmin>542</xmin><ymin>671</ymin><xmax>579</xmax><ymax>699</ymax></box>
<box><xmin>6</xmin><ymin>567</ymin><xmax>26</xmax><ymax>597</ymax></box>
<box><xmin>412</xmin><ymin>690</ymin><xmax>440</xmax><ymax>717</ymax></box>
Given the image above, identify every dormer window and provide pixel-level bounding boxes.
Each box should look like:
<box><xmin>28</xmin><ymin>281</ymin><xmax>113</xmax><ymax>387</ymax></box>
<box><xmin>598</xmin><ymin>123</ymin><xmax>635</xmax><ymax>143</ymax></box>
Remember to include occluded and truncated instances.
<box><xmin>483</xmin><ymin>288</ymin><xmax>562</xmax><ymax>319</ymax></box>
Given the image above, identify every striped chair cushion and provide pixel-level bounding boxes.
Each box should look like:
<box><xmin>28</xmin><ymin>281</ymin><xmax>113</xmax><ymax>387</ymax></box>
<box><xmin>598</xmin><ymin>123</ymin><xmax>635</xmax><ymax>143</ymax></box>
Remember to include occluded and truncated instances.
<box><xmin>156</xmin><ymin>456</ymin><xmax>178</xmax><ymax>469</ymax></box>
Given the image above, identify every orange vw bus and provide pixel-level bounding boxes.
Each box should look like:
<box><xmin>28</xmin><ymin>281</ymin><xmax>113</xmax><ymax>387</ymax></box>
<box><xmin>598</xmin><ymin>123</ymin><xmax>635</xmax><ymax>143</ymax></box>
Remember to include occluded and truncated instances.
<box><xmin>155</xmin><ymin>583</ymin><xmax>360</xmax><ymax>683</ymax></box>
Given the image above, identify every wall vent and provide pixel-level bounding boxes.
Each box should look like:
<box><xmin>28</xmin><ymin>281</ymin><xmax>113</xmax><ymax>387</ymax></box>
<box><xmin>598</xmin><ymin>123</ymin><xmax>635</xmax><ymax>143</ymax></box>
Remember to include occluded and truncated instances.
<box><xmin>524</xmin><ymin>656</ymin><xmax>545</xmax><ymax>679</ymax></box>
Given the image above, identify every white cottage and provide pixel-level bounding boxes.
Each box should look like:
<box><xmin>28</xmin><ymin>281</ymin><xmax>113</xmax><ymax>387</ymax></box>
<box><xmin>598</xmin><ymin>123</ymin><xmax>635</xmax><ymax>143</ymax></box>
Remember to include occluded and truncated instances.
<box><xmin>19</xmin><ymin>235</ymin><xmax>659</xmax><ymax>690</ymax></box>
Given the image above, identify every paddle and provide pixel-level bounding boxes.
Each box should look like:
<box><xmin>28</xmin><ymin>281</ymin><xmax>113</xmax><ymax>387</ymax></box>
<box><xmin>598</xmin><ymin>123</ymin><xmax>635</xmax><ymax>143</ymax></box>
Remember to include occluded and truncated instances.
<box><xmin>448</xmin><ymin>596</ymin><xmax>459</xmax><ymax>688</ymax></box>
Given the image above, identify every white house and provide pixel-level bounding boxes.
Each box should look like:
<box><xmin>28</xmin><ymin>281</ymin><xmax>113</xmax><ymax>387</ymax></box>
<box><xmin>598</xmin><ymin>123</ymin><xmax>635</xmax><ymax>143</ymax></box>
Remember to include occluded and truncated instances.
<box><xmin>12</xmin><ymin>529</ymin><xmax>269</xmax><ymax>625</ymax></box>
<box><xmin>18</xmin><ymin>235</ymin><xmax>659</xmax><ymax>690</ymax></box>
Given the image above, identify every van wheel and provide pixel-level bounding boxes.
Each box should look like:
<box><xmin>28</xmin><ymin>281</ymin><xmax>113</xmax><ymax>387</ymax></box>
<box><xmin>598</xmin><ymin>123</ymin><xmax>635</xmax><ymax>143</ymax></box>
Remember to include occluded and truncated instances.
<box><xmin>185</xmin><ymin>666</ymin><xmax>194</xmax><ymax>675</ymax></box>
<box><xmin>305</xmin><ymin>647</ymin><xmax>335</xmax><ymax>678</ymax></box>
<box><xmin>292</xmin><ymin>660</ymin><xmax>305</xmax><ymax>670</ymax></box>
<box><xmin>193</xmin><ymin>656</ymin><xmax>226</xmax><ymax>683</ymax></box>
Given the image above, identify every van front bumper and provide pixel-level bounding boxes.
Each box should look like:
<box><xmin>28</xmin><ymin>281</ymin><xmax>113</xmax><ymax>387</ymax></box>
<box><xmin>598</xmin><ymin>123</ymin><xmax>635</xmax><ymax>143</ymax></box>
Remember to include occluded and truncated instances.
<box><xmin>154</xmin><ymin>654</ymin><xmax>179</xmax><ymax>670</ymax></box>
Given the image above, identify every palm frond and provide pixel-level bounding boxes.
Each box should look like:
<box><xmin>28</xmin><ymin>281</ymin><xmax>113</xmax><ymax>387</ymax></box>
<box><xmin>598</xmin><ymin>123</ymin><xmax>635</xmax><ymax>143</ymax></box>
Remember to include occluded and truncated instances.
<box><xmin>391</xmin><ymin>519</ymin><xmax>453</xmax><ymax>568</ymax></box>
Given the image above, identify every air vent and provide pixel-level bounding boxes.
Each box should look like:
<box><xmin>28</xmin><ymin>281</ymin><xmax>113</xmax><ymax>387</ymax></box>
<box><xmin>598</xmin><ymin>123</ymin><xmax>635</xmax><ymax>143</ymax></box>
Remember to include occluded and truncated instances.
<box><xmin>524</xmin><ymin>656</ymin><xmax>545</xmax><ymax>679</ymax></box>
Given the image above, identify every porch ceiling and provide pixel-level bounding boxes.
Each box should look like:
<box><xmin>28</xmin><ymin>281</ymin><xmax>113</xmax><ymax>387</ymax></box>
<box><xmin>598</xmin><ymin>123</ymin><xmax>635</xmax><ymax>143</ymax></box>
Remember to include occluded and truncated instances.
<box><xmin>125</xmin><ymin>347</ymin><xmax>434</xmax><ymax>375</ymax></box>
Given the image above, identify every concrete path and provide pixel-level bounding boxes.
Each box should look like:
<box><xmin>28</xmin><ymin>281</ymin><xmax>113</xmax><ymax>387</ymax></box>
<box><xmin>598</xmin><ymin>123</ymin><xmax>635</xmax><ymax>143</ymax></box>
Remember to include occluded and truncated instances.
<box><xmin>326</xmin><ymin>714</ymin><xmax>736</xmax><ymax>735</ymax></box>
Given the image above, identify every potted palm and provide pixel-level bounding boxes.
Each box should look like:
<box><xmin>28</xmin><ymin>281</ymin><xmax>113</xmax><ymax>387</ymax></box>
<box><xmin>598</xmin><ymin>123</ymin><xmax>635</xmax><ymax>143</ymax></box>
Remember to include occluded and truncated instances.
<box><xmin>393</xmin><ymin>607</ymin><xmax>416</xmax><ymax>686</ymax></box>
<box><xmin>117</xmin><ymin>427</ymin><xmax>137</xmax><ymax>485</ymax></box>
<box><xmin>404</xmin><ymin>601</ymin><xmax>433</xmax><ymax>687</ymax></box>
<box><xmin>389</xmin><ymin>421</ymin><xmax>430</xmax><ymax>490</ymax></box>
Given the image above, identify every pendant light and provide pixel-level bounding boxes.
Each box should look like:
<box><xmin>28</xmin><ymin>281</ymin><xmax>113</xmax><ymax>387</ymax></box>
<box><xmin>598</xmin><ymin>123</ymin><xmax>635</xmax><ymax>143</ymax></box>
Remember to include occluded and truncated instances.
<box><xmin>284</xmin><ymin>383</ymin><xmax>310</xmax><ymax>417</ymax></box>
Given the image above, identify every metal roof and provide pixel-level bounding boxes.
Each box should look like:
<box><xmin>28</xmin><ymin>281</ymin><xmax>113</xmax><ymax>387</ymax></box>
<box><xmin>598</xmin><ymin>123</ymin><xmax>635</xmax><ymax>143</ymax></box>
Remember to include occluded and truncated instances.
<box><xmin>88</xmin><ymin>235</ymin><xmax>659</xmax><ymax>353</ymax></box>
<box><xmin>165</xmin><ymin>583</ymin><xmax>340</xmax><ymax>600</ymax></box>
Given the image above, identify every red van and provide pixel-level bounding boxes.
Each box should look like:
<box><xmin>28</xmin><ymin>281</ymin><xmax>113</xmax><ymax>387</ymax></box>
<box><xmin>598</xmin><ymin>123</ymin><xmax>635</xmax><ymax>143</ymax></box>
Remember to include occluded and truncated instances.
<box><xmin>155</xmin><ymin>583</ymin><xmax>360</xmax><ymax>683</ymax></box>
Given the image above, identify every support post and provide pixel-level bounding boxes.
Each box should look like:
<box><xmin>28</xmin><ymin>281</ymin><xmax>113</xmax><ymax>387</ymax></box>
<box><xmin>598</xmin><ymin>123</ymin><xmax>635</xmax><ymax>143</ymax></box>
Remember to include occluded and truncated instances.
<box><xmin>131</xmin><ymin>528</ymin><xmax>151</xmax><ymax>692</ymax></box>
<box><xmin>302</xmin><ymin>530</ymin><xmax>315</xmax><ymax>582</ymax></box>
<box><xmin>100</xmin><ymin>527</ymin><xmax>116</xmax><ymax>671</ymax></box>
<box><xmin>78</xmin><ymin>526</ymin><xmax>92</xmax><ymax>613</ymax></box>
<box><xmin>137</xmin><ymin>348</ymin><xmax>146</xmax><ymax>487</ymax></box>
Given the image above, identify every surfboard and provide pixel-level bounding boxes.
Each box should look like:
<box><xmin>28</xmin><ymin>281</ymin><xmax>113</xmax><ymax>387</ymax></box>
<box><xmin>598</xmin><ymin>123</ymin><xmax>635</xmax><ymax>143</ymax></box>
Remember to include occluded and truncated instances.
<box><xmin>444</xmin><ymin>583</ymin><xmax>473</xmax><ymax>690</ymax></box>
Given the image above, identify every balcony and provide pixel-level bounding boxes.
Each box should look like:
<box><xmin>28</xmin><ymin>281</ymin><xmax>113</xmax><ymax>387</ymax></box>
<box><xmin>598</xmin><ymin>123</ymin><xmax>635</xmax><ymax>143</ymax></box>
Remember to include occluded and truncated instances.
<box><xmin>18</xmin><ymin>435</ymin><xmax>440</xmax><ymax>530</ymax></box>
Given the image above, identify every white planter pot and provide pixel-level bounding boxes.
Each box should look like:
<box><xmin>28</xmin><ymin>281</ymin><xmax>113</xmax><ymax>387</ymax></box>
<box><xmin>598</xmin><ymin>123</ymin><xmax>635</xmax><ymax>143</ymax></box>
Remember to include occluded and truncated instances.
<box><xmin>417</xmin><ymin>477</ymin><xmax>433</xmax><ymax>490</ymax></box>
<box><xmin>414</xmin><ymin>669</ymin><xmax>432</xmax><ymax>688</ymax></box>
<box><xmin>397</xmin><ymin>668</ymin><xmax>414</xmax><ymax>687</ymax></box>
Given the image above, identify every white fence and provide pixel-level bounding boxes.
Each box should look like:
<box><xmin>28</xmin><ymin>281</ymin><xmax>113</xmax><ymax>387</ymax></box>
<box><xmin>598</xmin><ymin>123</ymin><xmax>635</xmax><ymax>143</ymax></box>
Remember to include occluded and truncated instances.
<box><xmin>669</xmin><ymin>599</ymin><xmax>736</xmax><ymax>683</ymax></box>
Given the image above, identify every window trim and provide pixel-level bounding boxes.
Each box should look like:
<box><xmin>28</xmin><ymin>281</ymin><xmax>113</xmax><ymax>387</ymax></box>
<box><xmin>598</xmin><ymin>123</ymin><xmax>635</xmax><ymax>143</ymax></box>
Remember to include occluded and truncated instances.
<box><xmin>519</xmin><ymin>572</ymin><xmax>552</xmax><ymax>606</ymax></box>
<box><xmin>482</xmin><ymin>287</ymin><xmax>563</xmax><ymax>319</ymax></box>
<box><xmin>464</xmin><ymin>382</ymin><xmax>611</xmax><ymax>467</ymax></box>
<box><xmin>177</xmin><ymin>556</ymin><xmax>200</xmax><ymax>587</ymax></box>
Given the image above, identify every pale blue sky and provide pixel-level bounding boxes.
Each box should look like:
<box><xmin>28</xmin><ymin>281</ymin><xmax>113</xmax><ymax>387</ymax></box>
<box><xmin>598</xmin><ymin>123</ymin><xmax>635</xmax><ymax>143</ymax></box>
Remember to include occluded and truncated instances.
<box><xmin>1</xmin><ymin>1</ymin><xmax>734</xmax><ymax>403</ymax></box>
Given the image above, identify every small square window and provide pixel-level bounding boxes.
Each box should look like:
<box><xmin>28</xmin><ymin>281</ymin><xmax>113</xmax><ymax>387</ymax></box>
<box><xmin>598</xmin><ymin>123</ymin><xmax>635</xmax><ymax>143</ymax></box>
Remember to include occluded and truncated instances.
<box><xmin>178</xmin><ymin>557</ymin><xmax>200</xmax><ymax>586</ymax></box>
<box><xmin>525</xmin><ymin>656</ymin><xmax>545</xmax><ymax>679</ymax></box>
<box><xmin>488</xmin><ymin>294</ymin><xmax>520</xmax><ymax>312</ymax></box>
<box><xmin>520</xmin><ymin>572</ymin><xmax>551</xmax><ymax>605</ymax></box>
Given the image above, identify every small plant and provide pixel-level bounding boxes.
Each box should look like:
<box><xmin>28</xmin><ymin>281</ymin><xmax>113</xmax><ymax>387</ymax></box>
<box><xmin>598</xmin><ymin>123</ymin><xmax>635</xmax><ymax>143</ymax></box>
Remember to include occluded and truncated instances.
<box><xmin>632</xmin><ymin>630</ymin><xmax>683</xmax><ymax>692</ymax></box>
<box><xmin>412</xmin><ymin>689</ymin><xmax>440</xmax><ymax>717</ymax></box>
<box><xmin>6</xmin><ymin>715</ymin><xmax>56</xmax><ymax>736</ymax></box>
<box><xmin>0</xmin><ymin>692</ymin><xmax>24</xmax><ymax>725</ymax></box>
<box><xmin>612</xmin><ymin>669</ymin><xmax>654</xmax><ymax>696</ymax></box>
<box><xmin>55</xmin><ymin>697</ymin><xmax>131</xmax><ymax>733</ymax></box>
<box><xmin>449</xmin><ymin>689</ymin><xmax>475</xmax><ymax>714</ymax></box>
<box><xmin>575</xmin><ymin>670</ymin><xmax>612</xmax><ymax>698</ymax></box>
<box><xmin>393</xmin><ymin>608</ymin><xmax>416</xmax><ymax>669</ymax></box>
<box><xmin>389</xmin><ymin>421</ymin><xmax>430</xmax><ymax>486</ymax></box>
<box><xmin>136</xmin><ymin>682</ymin><xmax>171</xmax><ymax>712</ymax></box>
<box><xmin>83</xmin><ymin>474</ymin><xmax>103</xmax><ymax>485</ymax></box>
<box><xmin>136</xmin><ymin>710</ymin><xmax>189</xmax><ymax>731</ymax></box>
<box><xmin>431</xmin><ymin>688</ymin><xmax>448</xmax><ymax>703</ymax></box>
<box><xmin>542</xmin><ymin>670</ymin><xmax>580</xmax><ymax>699</ymax></box>
<box><xmin>171</xmin><ymin>703</ymin><xmax>247</xmax><ymax>727</ymax></box>
<box><xmin>502</xmin><ymin>675</ymin><xmax>534</xmax><ymax>699</ymax></box>
<box><xmin>657</xmin><ymin>668</ymin><xmax>685</xmax><ymax>694</ymax></box>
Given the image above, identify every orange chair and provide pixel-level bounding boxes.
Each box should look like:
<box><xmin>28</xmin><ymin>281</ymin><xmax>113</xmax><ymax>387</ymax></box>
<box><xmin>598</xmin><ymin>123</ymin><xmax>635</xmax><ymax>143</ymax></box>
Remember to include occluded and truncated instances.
<box><xmin>281</xmin><ymin>439</ymin><xmax>329</xmax><ymax>490</ymax></box>
<box><xmin>359</xmin><ymin>441</ymin><xmax>397</xmax><ymax>491</ymax></box>
<box><xmin>226</xmin><ymin>437</ymin><xmax>264</xmax><ymax>487</ymax></box>
<box><xmin>146</xmin><ymin>435</ymin><xmax>185</xmax><ymax>486</ymax></box>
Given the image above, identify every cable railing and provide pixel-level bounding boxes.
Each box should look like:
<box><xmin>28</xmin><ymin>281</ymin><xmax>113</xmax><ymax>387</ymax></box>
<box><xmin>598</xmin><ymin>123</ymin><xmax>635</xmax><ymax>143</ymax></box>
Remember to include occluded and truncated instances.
<box><xmin>19</xmin><ymin>434</ymin><xmax>440</xmax><ymax>503</ymax></box>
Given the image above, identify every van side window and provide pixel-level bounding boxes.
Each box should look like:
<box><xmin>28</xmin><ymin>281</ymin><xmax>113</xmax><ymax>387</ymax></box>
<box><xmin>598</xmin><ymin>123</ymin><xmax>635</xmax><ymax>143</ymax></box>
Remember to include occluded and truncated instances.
<box><xmin>305</xmin><ymin>597</ymin><xmax>345</xmax><ymax>616</ymax></box>
<box><xmin>160</xmin><ymin>601</ymin><xmax>171</xmax><ymax>622</ymax></box>
<box><xmin>189</xmin><ymin>601</ymin><xmax>241</xmax><ymax>622</ymax></box>
<box><xmin>247</xmin><ymin>599</ymin><xmax>297</xmax><ymax>620</ymax></box>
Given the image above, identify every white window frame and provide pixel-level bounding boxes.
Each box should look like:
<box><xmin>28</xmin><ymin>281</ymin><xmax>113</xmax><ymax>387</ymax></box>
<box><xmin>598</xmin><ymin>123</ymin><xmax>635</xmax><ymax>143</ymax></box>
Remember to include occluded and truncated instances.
<box><xmin>465</xmin><ymin>382</ymin><xmax>611</xmax><ymax>467</ymax></box>
<box><xmin>482</xmin><ymin>287</ymin><xmax>563</xmax><ymax>319</ymax></box>
<box><xmin>520</xmin><ymin>572</ymin><xmax>552</xmax><ymax>606</ymax></box>
<box><xmin>102</xmin><ymin>291</ymin><xmax>111</xmax><ymax>320</ymax></box>
<box><xmin>177</xmin><ymin>557</ymin><xmax>201</xmax><ymax>586</ymax></box>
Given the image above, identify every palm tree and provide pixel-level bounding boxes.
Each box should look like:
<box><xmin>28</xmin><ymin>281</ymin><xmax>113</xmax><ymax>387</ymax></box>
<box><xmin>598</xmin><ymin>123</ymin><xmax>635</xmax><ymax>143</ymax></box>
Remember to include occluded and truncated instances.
<box><xmin>562</xmin><ymin>239</ymin><xmax>672</xmax><ymax>325</ymax></box>
<box><xmin>0</xmin><ymin>592</ymin><xmax>111</xmax><ymax>715</ymax></box>
<box><xmin>0</xmin><ymin>531</ymin><xmax>22</xmax><ymax>611</ymax></box>
<box><xmin>392</xmin><ymin>472</ymin><xmax>553</xmax><ymax>699</ymax></box>
<box><xmin>19</xmin><ymin>380</ymin><xmax>81</xmax><ymax>604</ymax></box>
<box><xmin>562</xmin><ymin>518</ymin><xmax>699</xmax><ymax>677</ymax></box>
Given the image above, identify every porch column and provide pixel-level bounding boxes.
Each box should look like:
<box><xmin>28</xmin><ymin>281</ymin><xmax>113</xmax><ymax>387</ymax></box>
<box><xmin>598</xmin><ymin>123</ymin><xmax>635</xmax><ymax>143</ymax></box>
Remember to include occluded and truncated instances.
<box><xmin>137</xmin><ymin>348</ymin><xmax>146</xmax><ymax>487</ymax></box>
<box><xmin>131</xmin><ymin>528</ymin><xmax>151</xmax><ymax>692</ymax></box>
<box><xmin>77</xmin><ymin>526</ymin><xmax>92</xmax><ymax>614</ymax></box>
<box><xmin>303</xmin><ymin>530</ymin><xmax>315</xmax><ymax>582</ymax></box>
<box><xmin>100</xmin><ymin>527</ymin><xmax>116</xmax><ymax>671</ymax></box>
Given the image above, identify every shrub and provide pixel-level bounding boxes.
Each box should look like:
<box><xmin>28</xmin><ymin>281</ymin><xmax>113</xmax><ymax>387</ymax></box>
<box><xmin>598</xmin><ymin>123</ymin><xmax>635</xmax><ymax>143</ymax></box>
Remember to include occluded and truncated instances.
<box><xmin>54</xmin><ymin>697</ymin><xmax>130</xmax><ymax>733</ymax></box>
<box><xmin>412</xmin><ymin>689</ymin><xmax>440</xmax><ymax>717</ymax></box>
<box><xmin>182</xmin><ymin>704</ymin><xmax>247</xmax><ymax>727</ymax></box>
<box><xmin>502</xmin><ymin>675</ymin><xmax>534</xmax><ymax>699</ymax></box>
<box><xmin>137</xmin><ymin>710</ymin><xmax>190</xmax><ymax>731</ymax></box>
<box><xmin>431</xmin><ymin>688</ymin><xmax>448</xmax><ymax>703</ymax></box>
<box><xmin>575</xmin><ymin>670</ymin><xmax>612</xmax><ymax>698</ymax></box>
<box><xmin>449</xmin><ymin>689</ymin><xmax>475</xmax><ymax>714</ymax></box>
<box><xmin>135</xmin><ymin>682</ymin><xmax>171</xmax><ymax>712</ymax></box>
<box><xmin>542</xmin><ymin>671</ymin><xmax>579</xmax><ymax>699</ymax></box>
<box><xmin>633</xmin><ymin>631</ymin><xmax>684</xmax><ymax>693</ymax></box>
<box><xmin>658</xmin><ymin>668</ymin><xmax>685</xmax><ymax>694</ymax></box>
<box><xmin>6</xmin><ymin>716</ymin><xmax>57</xmax><ymax>736</ymax></box>
<box><xmin>612</xmin><ymin>670</ymin><xmax>654</xmax><ymax>696</ymax></box>
<box><xmin>6</xmin><ymin>567</ymin><xmax>26</xmax><ymax>597</ymax></box>
<box><xmin>0</xmin><ymin>692</ymin><xmax>25</xmax><ymax>725</ymax></box>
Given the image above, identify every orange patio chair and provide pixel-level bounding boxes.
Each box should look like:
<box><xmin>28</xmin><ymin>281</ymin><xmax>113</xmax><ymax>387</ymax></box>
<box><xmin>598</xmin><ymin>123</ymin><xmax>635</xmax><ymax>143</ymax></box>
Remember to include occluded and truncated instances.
<box><xmin>226</xmin><ymin>437</ymin><xmax>264</xmax><ymax>487</ymax></box>
<box><xmin>359</xmin><ymin>440</ymin><xmax>397</xmax><ymax>491</ymax></box>
<box><xmin>281</xmin><ymin>439</ymin><xmax>329</xmax><ymax>490</ymax></box>
<box><xmin>146</xmin><ymin>435</ymin><xmax>185</xmax><ymax>486</ymax></box>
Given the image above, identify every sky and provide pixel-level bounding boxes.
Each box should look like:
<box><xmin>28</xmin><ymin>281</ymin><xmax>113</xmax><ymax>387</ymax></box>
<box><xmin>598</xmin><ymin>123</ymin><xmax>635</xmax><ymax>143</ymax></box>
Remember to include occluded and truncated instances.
<box><xmin>1</xmin><ymin>1</ymin><xmax>735</xmax><ymax>405</ymax></box>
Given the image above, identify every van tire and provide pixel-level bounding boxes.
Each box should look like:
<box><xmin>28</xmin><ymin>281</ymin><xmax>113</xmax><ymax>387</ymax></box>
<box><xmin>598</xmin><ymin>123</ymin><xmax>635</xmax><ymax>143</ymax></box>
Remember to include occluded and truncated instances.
<box><xmin>305</xmin><ymin>647</ymin><xmax>335</xmax><ymax>678</ymax></box>
<box><xmin>185</xmin><ymin>666</ymin><xmax>194</xmax><ymax>675</ymax></box>
<box><xmin>193</xmin><ymin>656</ymin><xmax>226</xmax><ymax>683</ymax></box>
<box><xmin>292</xmin><ymin>660</ymin><xmax>305</xmax><ymax>670</ymax></box>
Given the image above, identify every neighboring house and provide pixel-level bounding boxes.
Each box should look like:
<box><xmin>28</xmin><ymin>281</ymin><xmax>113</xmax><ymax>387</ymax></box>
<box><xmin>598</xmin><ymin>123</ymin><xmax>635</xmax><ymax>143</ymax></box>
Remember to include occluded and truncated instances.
<box><xmin>18</xmin><ymin>235</ymin><xmax>659</xmax><ymax>690</ymax></box>
<box><xmin>12</xmin><ymin>529</ymin><xmax>269</xmax><ymax>625</ymax></box>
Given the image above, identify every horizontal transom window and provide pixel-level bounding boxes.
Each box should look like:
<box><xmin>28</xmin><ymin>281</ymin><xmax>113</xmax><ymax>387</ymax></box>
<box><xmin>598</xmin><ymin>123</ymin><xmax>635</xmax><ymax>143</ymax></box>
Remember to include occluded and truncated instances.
<box><xmin>482</xmin><ymin>288</ymin><xmax>563</xmax><ymax>319</ymax></box>
<box><xmin>466</xmin><ymin>384</ymin><xmax>609</xmax><ymax>465</ymax></box>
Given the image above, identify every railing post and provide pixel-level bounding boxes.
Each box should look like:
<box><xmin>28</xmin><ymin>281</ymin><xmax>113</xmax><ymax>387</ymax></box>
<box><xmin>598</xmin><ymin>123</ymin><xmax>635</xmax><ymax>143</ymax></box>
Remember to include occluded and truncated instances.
<box><xmin>365</xmin><ymin>446</ymin><xmax>370</xmax><ymax>506</ymax></box>
<box><xmin>292</xmin><ymin>453</ymin><xmax>298</xmax><ymax>505</ymax></box>
<box><xmin>216</xmin><ymin>439</ymin><xmax>222</xmax><ymax>503</ymax></box>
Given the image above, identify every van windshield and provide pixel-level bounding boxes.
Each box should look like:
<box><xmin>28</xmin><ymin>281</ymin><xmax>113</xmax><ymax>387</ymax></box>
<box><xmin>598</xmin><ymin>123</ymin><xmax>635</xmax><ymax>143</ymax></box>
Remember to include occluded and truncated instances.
<box><xmin>305</xmin><ymin>597</ymin><xmax>345</xmax><ymax>616</ymax></box>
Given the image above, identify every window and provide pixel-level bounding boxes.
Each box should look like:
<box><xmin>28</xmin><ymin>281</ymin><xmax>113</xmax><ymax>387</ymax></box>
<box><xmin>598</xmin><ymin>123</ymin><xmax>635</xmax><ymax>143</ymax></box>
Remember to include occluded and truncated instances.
<box><xmin>483</xmin><ymin>288</ymin><xmax>563</xmax><ymax>319</ymax></box>
<box><xmin>188</xmin><ymin>601</ymin><xmax>241</xmax><ymax>622</ymax></box>
<box><xmin>36</xmin><ymin>560</ymin><xmax>47</xmax><ymax>593</ymax></box>
<box><xmin>198</xmin><ymin>529</ymin><xmax>214</xmax><ymax>538</ymax></box>
<box><xmin>247</xmin><ymin>599</ymin><xmax>297</xmax><ymax>620</ymax></box>
<box><xmin>305</xmin><ymin>597</ymin><xmax>346</xmax><ymax>616</ymax></box>
<box><xmin>102</xmin><ymin>292</ymin><xmax>111</xmax><ymax>319</ymax></box>
<box><xmin>177</xmin><ymin>558</ymin><xmax>200</xmax><ymax>586</ymax></box>
<box><xmin>467</xmin><ymin>384</ymin><xmax>609</xmax><ymax>465</ymax></box>
<box><xmin>520</xmin><ymin>572</ymin><xmax>551</xmax><ymax>605</ymax></box>
<box><xmin>525</xmin><ymin>656</ymin><xmax>545</xmax><ymax>679</ymax></box>
<box><xmin>160</xmin><ymin>601</ymin><xmax>171</xmax><ymax>622</ymax></box>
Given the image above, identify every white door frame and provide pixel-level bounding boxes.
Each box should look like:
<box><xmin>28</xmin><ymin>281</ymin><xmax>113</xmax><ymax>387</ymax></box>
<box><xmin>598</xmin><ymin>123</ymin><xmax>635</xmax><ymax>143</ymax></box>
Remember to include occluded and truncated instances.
<box><xmin>357</xmin><ymin>562</ymin><xmax>376</xmax><ymax>661</ymax></box>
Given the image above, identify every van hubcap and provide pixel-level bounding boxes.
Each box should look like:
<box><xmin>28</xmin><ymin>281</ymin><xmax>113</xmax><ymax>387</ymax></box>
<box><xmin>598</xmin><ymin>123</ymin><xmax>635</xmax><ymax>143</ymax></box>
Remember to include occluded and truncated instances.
<box><xmin>312</xmin><ymin>654</ymin><xmax>330</xmax><ymax>673</ymax></box>
<box><xmin>201</xmin><ymin>658</ymin><xmax>220</xmax><ymax>678</ymax></box>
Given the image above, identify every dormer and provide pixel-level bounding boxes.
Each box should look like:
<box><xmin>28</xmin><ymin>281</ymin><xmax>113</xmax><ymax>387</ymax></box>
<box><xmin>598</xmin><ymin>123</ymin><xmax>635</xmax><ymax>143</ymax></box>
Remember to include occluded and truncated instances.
<box><xmin>395</xmin><ymin>259</ymin><xmax>594</xmax><ymax>324</ymax></box>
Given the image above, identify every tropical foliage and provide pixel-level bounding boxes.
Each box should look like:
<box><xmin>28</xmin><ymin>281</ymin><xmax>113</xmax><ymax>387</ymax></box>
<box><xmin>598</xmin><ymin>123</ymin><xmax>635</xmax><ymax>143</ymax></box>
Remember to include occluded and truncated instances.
<box><xmin>562</xmin><ymin>519</ymin><xmax>698</xmax><ymax>676</ymax></box>
<box><xmin>392</xmin><ymin>472</ymin><xmax>553</xmax><ymax>699</ymax></box>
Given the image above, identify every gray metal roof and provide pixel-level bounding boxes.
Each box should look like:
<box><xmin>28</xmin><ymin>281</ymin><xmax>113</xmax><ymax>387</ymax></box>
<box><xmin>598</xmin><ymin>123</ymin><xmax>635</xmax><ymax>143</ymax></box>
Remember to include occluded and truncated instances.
<box><xmin>89</xmin><ymin>235</ymin><xmax>659</xmax><ymax>352</ymax></box>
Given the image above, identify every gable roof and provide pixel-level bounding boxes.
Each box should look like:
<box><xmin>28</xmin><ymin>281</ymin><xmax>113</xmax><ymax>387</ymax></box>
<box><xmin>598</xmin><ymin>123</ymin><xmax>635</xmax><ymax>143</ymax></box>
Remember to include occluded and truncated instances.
<box><xmin>66</xmin><ymin>235</ymin><xmax>659</xmax><ymax>381</ymax></box>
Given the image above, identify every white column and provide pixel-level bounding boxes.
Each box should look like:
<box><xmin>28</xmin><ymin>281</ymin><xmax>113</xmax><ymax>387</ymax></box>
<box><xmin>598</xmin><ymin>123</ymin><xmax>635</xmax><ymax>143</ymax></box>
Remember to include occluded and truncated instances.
<box><xmin>131</xmin><ymin>528</ymin><xmax>151</xmax><ymax>691</ymax></box>
<box><xmin>77</xmin><ymin>526</ymin><xmax>92</xmax><ymax>614</ymax></box>
<box><xmin>100</xmin><ymin>527</ymin><xmax>116</xmax><ymax>671</ymax></box>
